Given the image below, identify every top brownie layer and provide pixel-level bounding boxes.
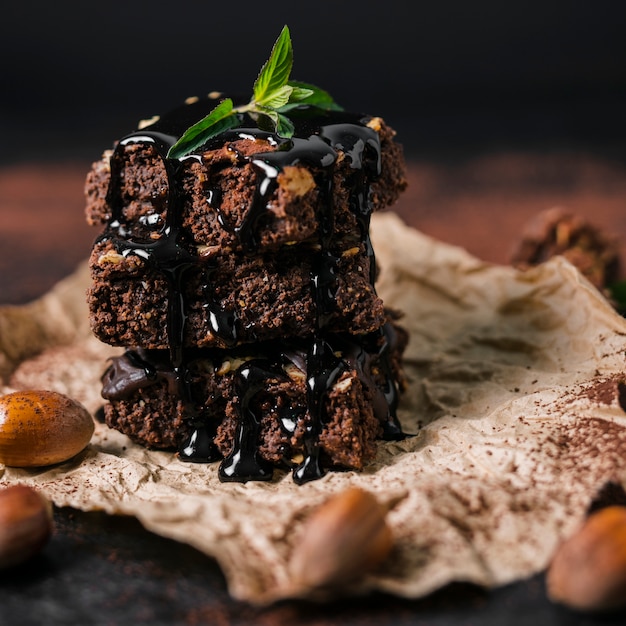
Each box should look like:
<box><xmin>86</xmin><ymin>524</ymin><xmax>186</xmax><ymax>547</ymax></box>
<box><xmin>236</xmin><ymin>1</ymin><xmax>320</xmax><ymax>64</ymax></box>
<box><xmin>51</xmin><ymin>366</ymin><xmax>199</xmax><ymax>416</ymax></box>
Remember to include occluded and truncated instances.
<box><xmin>84</xmin><ymin>97</ymin><xmax>407</xmax><ymax>254</ymax></box>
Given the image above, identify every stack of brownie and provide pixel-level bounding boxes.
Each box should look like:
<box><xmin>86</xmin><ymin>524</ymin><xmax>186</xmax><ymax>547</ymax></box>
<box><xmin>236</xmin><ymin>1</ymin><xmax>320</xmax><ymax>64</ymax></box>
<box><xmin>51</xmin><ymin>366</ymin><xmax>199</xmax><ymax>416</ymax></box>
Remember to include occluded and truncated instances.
<box><xmin>84</xmin><ymin>94</ymin><xmax>409</xmax><ymax>483</ymax></box>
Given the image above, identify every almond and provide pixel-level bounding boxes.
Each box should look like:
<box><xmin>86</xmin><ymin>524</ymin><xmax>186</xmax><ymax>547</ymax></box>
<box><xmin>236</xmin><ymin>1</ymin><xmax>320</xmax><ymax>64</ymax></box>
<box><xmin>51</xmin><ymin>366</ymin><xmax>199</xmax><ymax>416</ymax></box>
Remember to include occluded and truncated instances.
<box><xmin>547</xmin><ymin>505</ymin><xmax>626</xmax><ymax>611</ymax></box>
<box><xmin>289</xmin><ymin>487</ymin><xmax>393</xmax><ymax>590</ymax></box>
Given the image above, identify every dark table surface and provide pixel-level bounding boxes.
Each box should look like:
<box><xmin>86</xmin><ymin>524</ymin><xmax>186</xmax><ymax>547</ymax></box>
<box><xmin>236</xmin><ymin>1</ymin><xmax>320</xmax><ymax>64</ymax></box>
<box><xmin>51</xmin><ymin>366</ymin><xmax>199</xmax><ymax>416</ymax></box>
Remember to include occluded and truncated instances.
<box><xmin>1</xmin><ymin>152</ymin><xmax>626</xmax><ymax>625</ymax></box>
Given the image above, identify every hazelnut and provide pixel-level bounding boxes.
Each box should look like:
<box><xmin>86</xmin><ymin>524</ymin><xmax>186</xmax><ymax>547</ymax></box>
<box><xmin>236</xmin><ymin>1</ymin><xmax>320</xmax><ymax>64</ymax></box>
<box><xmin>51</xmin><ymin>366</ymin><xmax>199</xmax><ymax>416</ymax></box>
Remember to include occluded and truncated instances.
<box><xmin>547</xmin><ymin>506</ymin><xmax>626</xmax><ymax>611</ymax></box>
<box><xmin>0</xmin><ymin>390</ymin><xmax>94</xmax><ymax>467</ymax></box>
<box><xmin>0</xmin><ymin>485</ymin><xmax>53</xmax><ymax>569</ymax></box>
<box><xmin>289</xmin><ymin>487</ymin><xmax>393</xmax><ymax>590</ymax></box>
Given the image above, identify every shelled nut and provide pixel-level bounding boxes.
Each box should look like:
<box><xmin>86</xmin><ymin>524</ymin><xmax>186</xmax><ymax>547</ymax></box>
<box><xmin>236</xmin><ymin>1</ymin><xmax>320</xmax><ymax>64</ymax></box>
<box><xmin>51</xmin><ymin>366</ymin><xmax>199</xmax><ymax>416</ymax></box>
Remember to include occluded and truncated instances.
<box><xmin>0</xmin><ymin>390</ymin><xmax>94</xmax><ymax>467</ymax></box>
<box><xmin>547</xmin><ymin>505</ymin><xmax>626</xmax><ymax>611</ymax></box>
<box><xmin>289</xmin><ymin>487</ymin><xmax>393</xmax><ymax>590</ymax></box>
<box><xmin>0</xmin><ymin>485</ymin><xmax>53</xmax><ymax>569</ymax></box>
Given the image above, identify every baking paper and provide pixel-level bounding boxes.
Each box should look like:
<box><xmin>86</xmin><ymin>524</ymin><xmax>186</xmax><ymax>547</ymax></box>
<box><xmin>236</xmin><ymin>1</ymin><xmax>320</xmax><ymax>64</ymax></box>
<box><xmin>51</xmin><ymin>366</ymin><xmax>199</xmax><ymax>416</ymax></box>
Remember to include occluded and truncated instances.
<box><xmin>2</xmin><ymin>211</ymin><xmax>626</xmax><ymax>604</ymax></box>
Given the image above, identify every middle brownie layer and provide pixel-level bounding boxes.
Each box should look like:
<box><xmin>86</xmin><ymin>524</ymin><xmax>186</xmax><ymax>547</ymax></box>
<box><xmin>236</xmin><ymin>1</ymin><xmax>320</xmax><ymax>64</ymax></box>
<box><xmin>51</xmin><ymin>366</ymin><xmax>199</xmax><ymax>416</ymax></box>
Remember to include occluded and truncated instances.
<box><xmin>88</xmin><ymin>238</ymin><xmax>385</xmax><ymax>349</ymax></box>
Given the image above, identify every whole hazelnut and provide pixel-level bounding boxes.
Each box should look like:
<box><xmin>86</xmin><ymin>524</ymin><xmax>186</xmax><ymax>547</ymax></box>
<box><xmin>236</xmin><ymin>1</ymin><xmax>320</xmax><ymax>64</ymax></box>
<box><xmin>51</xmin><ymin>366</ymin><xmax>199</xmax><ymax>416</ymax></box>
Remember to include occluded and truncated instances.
<box><xmin>0</xmin><ymin>485</ymin><xmax>53</xmax><ymax>569</ymax></box>
<box><xmin>289</xmin><ymin>487</ymin><xmax>393</xmax><ymax>590</ymax></box>
<box><xmin>0</xmin><ymin>389</ymin><xmax>94</xmax><ymax>467</ymax></box>
<box><xmin>547</xmin><ymin>505</ymin><xmax>626</xmax><ymax>611</ymax></box>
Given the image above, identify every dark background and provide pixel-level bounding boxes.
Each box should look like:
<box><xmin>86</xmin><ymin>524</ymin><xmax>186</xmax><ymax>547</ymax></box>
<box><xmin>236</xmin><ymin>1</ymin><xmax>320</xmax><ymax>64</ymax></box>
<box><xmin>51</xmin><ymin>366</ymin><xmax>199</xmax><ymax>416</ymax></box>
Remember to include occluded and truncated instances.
<box><xmin>2</xmin><ymin>0</ymin><xmax>625</xmax><ymax>164</ymax></box>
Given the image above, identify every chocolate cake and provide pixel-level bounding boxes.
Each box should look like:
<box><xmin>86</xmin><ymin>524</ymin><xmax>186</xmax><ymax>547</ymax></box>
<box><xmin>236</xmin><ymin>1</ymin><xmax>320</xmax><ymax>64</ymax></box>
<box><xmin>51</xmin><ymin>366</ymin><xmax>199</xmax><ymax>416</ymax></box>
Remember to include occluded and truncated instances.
<box><xmin>87</xmin><ymin>235</ymin><xmax>386</xmax><ymax>349</ymax></box>
<box><xmin>85</xmin><ymin>29</ymin><xmax>409</xmax><ymax>483</ymax></box>
<box><xmin>101</xmin><ymin>322</ymin><xmax>407</xmax><ymax>479</ymax></box>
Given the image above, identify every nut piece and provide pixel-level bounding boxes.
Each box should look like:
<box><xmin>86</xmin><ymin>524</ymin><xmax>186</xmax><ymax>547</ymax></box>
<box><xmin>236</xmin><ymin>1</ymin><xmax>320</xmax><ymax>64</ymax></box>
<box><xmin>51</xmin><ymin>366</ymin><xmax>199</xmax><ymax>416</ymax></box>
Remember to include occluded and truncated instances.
<box><xmin>277</xmin><ymin>166</ymin><xmax>315</xmax><ymax>198</ymax></box>
<box><xmin>289</xmin><ymin>487</ymin><xmax>393</xmax><ymax>590</ymax></box>
<box><xmin>547</xmin><ymin>506</ymin><xmax>626</xmax><ymax>611</ymax></box>
<box><xmin>0</xmin><ymin>390</ymin><xmax>95</xmax><ymax>467</ymax></box>
<box><xmin>0</xmin><ymin>485</ymin><xmax>53</xmax><ymax>569</ymax></box>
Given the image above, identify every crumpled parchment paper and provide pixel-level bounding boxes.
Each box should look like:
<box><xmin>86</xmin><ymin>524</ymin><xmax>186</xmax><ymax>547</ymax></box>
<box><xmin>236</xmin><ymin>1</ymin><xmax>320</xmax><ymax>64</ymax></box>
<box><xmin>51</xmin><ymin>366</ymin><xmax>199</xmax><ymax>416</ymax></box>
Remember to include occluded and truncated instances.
<box><xmin>2</xmin><ymin>211</ymin><xmax>626</xmax><ymax>604</ymax></box>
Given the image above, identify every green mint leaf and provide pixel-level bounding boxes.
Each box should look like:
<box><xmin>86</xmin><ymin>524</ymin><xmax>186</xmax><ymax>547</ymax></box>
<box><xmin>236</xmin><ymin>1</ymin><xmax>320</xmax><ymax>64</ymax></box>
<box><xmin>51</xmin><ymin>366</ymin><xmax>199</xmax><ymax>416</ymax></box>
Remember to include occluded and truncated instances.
<box><xmin>167</xmin><ymin>98</ymin><xmax>238</xmax><ymax>159</ymax></box>
<box><xmin>287</xmin><ymin>86</ymin><xmax>314</xmax><ymax>102</ymax></box>
<box><xmin>252</xmin><ymin>25</ymin><xmax>292</xmax><ymax>104</ymax></box>
<box><xmin>252</xmin><ymin>109</ymin><xmax>294</xmax><ymax>138</ymax></box>
<box><xmin>253</xmin><ymin>108</ymin><xmax>281</xmax><ymax>132</ymax></box>
<box><xmin>276</xmin><ymin>113</ymin><xmax>295</xmax><ymax>137</ymax></box>
<box><xmin>257</xmin><ymin>84</ymin><xmax>294</xmax><ymax>110</ymax></box>
<box><xmin>286</xmin><ymin>80</ymin><xmax>343</xmax><ymax>110</ymax></box>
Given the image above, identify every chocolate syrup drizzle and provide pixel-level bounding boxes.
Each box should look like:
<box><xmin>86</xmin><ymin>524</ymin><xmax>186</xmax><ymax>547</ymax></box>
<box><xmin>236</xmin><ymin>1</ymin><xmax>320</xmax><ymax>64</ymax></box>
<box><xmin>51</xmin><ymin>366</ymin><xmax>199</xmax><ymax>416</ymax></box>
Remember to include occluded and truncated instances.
<box><xmin>100</xmin><ymin>97</ymin><xmax>404</xmax><ymax>483</ymax></box>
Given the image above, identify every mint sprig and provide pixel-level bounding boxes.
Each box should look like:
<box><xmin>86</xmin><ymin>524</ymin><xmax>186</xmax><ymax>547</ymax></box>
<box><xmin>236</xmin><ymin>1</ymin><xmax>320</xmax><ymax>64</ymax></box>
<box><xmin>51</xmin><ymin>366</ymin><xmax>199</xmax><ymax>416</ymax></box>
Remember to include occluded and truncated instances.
<box><xmin>166</xmin><ymin>25</ymin><xmax>342</xmax><ymax>159</ymax></box>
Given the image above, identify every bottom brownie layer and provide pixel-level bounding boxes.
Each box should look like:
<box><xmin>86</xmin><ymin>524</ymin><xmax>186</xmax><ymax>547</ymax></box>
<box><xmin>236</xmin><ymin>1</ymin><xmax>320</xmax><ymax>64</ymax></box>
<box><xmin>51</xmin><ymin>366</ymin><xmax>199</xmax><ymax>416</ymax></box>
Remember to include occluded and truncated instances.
<box><xmin>100</xmin><ymin>321</ymin><xmax>408</xmax><ymax>482</ymax></box>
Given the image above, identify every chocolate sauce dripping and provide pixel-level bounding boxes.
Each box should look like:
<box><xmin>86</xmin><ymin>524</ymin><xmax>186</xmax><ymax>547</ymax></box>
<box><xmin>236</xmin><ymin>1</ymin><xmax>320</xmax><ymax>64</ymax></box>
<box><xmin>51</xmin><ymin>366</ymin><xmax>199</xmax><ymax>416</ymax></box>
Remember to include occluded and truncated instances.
<box><xmin>179</xmin><ymin>419</ymin><xmax>221</xmax><ymax>463</ymax></box>
<box><xmin>219</xmin><ymin>359</ymin><xmax>281</xmax><ymax>482</ymax></box>
<box><xmin>105</xmin><ymin>133</ymin><xmax>197</xmax><ymax>370</ymax></box>
<box><xmin>200</xmin><ymin>263</ymin><xmax>239</xmax><ymax>347</ymax></box>
<box><xmin>101</xmin><ymin>98</ymin><xmax>404</xmax><ymax>481</ymax></box>
<box><xmin>292</xmin><ymin>121</ymin><xmax>406</xmax><ymax>482</ymax></box>
<box><xmin>294</xmin><ymin>338</ymin><xmax>346</xmax><ymax>484</ymax></box>
<box><xmin>294</xmin><ymin>145</ymin><xmax>339</xmax><ymax>482</ymax></box>
<box><xmin>378</xmin><ymin>324</ymin><xmax>405</xmax><ymax>439</ymax></box>
<box><xmin>104</xmin><ymin>133</ymin><xmax>221</xmax><ymax>462</ymax></box>
<box><xmin>322</xmin><ymin>124</ymin><xmax>380</xmax><ymax>286</ymax></box>
<box><xmin>320</xmin><ymin>123</ymin><xmax>404</xmax><ymax>440</ymax></box>
<box><xmin>195</xmin><ymin>111</ymin><xmax>382</xmax><ymax>482</ymax></box>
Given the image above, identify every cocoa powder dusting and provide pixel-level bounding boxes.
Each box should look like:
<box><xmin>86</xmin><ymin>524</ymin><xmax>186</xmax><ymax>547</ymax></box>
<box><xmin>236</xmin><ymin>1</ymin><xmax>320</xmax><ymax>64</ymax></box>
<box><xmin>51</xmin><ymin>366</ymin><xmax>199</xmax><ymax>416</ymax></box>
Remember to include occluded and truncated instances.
<box><xmin>573</xmin><ymin>374</ymin><xmax>626</xmax><ymax>407</ymax></box>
